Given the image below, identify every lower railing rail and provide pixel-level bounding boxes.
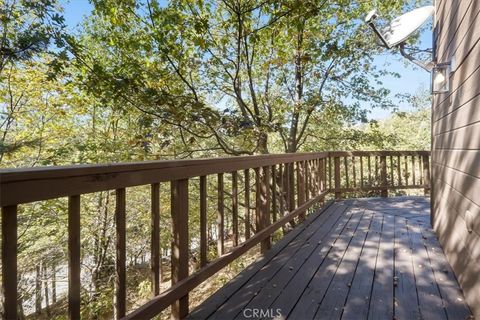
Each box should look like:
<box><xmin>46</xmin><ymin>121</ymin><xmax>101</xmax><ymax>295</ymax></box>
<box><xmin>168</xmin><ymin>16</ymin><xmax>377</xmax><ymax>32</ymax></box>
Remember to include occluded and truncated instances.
<box><xmin>0</xmin><ymin>150</ymin><xmax>430</xmax><ymax>320</ymax></box>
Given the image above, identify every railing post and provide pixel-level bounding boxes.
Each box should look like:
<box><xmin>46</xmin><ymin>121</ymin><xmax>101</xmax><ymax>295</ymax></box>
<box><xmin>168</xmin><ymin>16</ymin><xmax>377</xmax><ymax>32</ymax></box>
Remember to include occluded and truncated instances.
<box><xmin>151</xmin><ymin>183</ymin><xmax>161</xmax><ymax>296</ymax></box>
<box><xmin>217</xmin><ymin>173</ymin><xmax>224</xmax><ymax>256</ymax></box>
<box><xmin>244</xmin><ymin>169</ymin><xmax>251</xmax><ymax>240</ymax></box>
<box><xmin>259</xmin><ymin>166</ymin><xmax>271</xmax><ymax>253</ymax></box>
<box><xmin>68</xmin><ymin>196</ymin><xmax>81</xmax><ymax>320</ymax></box>
<box><xmin>319</xmin><ymin>158</ymin><xmax>325</xmax><ymax>192</ymax></box>
<box><xmin>297</xmin><ymin>161</ymin><xmax>306</xmax><ymax>221</ymax></box>
<box><xmin>380</xmin><ymin>155</ymin><xmax>388</xmax><ymax>197</ymax></box>
<box><xmin>422</xmin><ymin>155</ymin><xmax>431</xmax><ymax>195</ymax></box>
<box><xmin>334</xmin><ymin>157</ymin><xmax>341</xmax><ymax>199</ymax></box>
<box><xmin>115</xmin><ymin>188</ymin><xmax>126</xmax><ymax>319</ymax></box>
<box><xmin>304</xmin><ymin>161</ymin><xmax>310</xmax><ymax>201</ymax></box>
<box><xmin>271</xmin><ymin>165</ymin><xmax>277</xmax><ymax>223</ymax></box>
<box><xmin>255</xmin><ymin>168</ymin><xmax>261</xmax><ymax>233</ymax></box>
<box><xmin>288</xmin><ymin>163</ymin><xmax>295</xmax><ymax>214</ymax></box>
<box><xmin>2</xmin><ymin>205</ymin><xmax>18</xmax><ymax>320</ymax></box>
<box><xmin>171</xmin><ymin>179</ymin><xmax>189</xmax><ymax>319</ymax></box>
<box><xmin>199</xmin><ymin>176</ymin><xmax>208</xmax><ymax>267</ymax></box>
<box><xmin>279</xmin><ymin>164</ymin><xmax>284</xmax><ymax>218</ymax></box>
<box><xmin>232</xmin><ymin>171</ymin><xmax>239</xmax><ymax>247</ymax></box>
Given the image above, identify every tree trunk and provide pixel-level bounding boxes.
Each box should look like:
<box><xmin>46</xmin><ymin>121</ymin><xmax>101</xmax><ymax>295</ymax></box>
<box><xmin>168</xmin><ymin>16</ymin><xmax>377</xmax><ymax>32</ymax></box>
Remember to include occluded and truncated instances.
<box><xmin>52</xmin><ymin>264</ymin><xmax>56</xmax><ymax>303</ymax></box>
<box><xmin>257</xmin><ymin>132</ymin><xmax>269</xmax><ymax>154</ymax></box>
<box><xmin>35</xmin><ymin>265</ymin><xmax>42</xmax><ymax>314</ymax></box>
<box><xmin>17</xmin><ymin>296</ymin><xmax>25</xmax><ymax>320</ymax></box>
<box><xmin>43</xmin><ymin>263</ymin><xmax>50</xmax><ymax>315</ymax></box>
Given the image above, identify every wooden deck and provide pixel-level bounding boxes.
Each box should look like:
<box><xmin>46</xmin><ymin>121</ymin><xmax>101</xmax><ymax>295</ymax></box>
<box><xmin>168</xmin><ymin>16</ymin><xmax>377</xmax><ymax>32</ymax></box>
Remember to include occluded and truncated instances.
<box><xmin>188</xmin><ymin>197</ymin><xmax>472</xmax><ymax>320</ymax></box>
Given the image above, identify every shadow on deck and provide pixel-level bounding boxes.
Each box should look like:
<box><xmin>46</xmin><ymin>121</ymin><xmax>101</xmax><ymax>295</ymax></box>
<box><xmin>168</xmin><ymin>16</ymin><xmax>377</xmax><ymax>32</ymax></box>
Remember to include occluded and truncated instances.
<box><xmin>188</xmin><ymin>197</ymin><xmax>472</xmax><ymax>320</ymax></box>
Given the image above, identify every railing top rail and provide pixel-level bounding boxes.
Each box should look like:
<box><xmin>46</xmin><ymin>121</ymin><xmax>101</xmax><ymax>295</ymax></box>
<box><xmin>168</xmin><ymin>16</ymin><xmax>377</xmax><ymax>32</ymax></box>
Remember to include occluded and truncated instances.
<box><xmin>328</xmin><ymin>150</ymin><xmax>431</xmax><ymax>157</ymax></box>
<box><xmin>0</xmin><ymin>150</ymin><xmax>430</xmax><ymax>207</ymax></box>
<box><xmin>0</xmin><ymin>152</ymin><xmax>329</xmax><ymax>180</ymax></box>
<box><xmin>0</xmin><ymin>152</ymin><xmax>329</xmax><ymax>206</ymax></box>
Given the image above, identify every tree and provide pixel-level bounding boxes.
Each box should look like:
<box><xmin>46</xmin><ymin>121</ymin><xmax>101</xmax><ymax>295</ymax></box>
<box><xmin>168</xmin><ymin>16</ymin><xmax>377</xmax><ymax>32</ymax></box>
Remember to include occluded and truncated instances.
<box><xmin>0</xmin><ymin>0</ymin><xmax>65</xmax><ymax>76</ymax></box>
<box><xmin>72</xmin><ymin>0</ymin><xmax>405</xmax><ymax>156</ymax></box>
<box><xmin>361</xmin><ymin>87</ymin><xmax>431</xmax><ymax>150</ymax></box>
<box><xmin>0</xmin><ymin>0</ymin><xmax>67</xmax><ymax>161</ymax></box>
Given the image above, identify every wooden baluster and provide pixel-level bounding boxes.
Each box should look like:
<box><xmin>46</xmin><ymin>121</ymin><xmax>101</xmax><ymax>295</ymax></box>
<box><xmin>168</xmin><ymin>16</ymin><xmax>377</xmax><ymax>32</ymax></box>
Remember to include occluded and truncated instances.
<box><xmin>404</xmin><ymin>156</ymin><xmax>408</xmax><ymax>186</ymax></box>
<box><xmin>324</xmin><ymin>158</ymin><xmax>328</xmax><ymax>191</ymax></box>
<box><xmin>200</xmin><ymin>176</ymin><xmax>208</xmax><ymax>267</ymax></box>
<box><xmin>418</xmin><ymin>155</ymin><xmax>423</xmax><ymax>185</ymax></box>
<box><xmin>380</xmin><ymin>156</ymin><xmax>388</xmax><ymax>197</ymax></box>
<box><xmin>352</xmin><ymin>157</ymin><xmax>356</xmax><ymax>188</ymax></box>
<box><xmin>423</xmin><ymin>155</ymin><xmax>431</xmax><ymax>195</ymax></box>
<box><xmin>328</xmin><ymin>157</ymin><xmax>333</xmax><ymax>190</ymax></box>
<box><xmin>397</xmin><ymin>155</ymin><xmax>402</xmax><ymax>186</ymax></box>
<box><xmin>255</xmin><ymin>168</ymin><xmax>261</xmax><ymax>233</ymax></box>
<box><xmin>311</xmin><ymin>160</ymin><xmax>315</xmax><ymax>197</ymax></box>
<box><xmin>367</xmin><ymin>156</ymin><xmax>372</xmax><ymax>186</ymax></box>
<box><xmin>312</xmin><ymin>160</ymin><xmax>315</xmax><ymax>195</ymax></box>
<box><xmin>170</xmin><ymin>179</ymin><xmax>189</xmax><ymax>319</ymax></box>
<box><xmin>309</xmin><ymin>160</ymin><xmax>314</xmax><ymax>196</ymax></box>
<box><xmin>375</xmin><ymin>156</ymin><xmax>379</xmax><ymax>185</ymax></box>
<box><xmin>259</xmin><ymin>166</ymin><xmax>271</xmax><ymax>253</ymax></box>
<box><xmin>304</xmin><ymin>161</ymin><xmax>310</xmax><ymax>201</ymax></box>
<box><xmin>360</xmin><ymin>156</ymin><xmax>364</xmax><ymax>188</ymax></box>
<box><xmin>279</xmin><ymin>164</ymin><xmax>284</xmax><ymax>217</ymax></box>
<box><xmin>288</xmin><ymin>163</ymin><xmax>295</xmax><ymax>213</ymax></box>
<box><xmin>284</xmin><ymin>163</ymin><xmax>290</xmax><ymax>213</ymax></box>
<box><xmin>244</xmin><ymin>169</ymin><xmax>251</xmax><ymax>240</ymax></box>
<box><xmin>312</xmin><ymin>160</ymin><xmax>317</xmax><ymax>195</ymax></box>
<box><xmin>151</xmin><ymin>183</ymin><xmax>161</xmax><ymax>296</ymax></box>
<box><xmin>2</xmin><ymin>205</ymin><xmax>18</xmax><ymax>320</ymax></box>
<box><xmin>297</xmin><ymin>161</ymin><xmax>306</xmax><ymax>220</ymax></box>
<box><xmin>412</xmin><ymin>156</ymin><xmax>416</xmax><ymax>185</ymax></box>
<box><xmin>115</xmin><ymin>188</ymin><xmax>126</xmax><ymax>319</ymax></box>
<box><xmin>271</xmin><ymin>165</ymin><xmax>277</xmax><ymax>223</ymax></box>
<box><xmin>310</xmin><ymin>160</ymin><xmax>314</xmax><ymax>198</ymax></box>
<box><xmin>344</xmin><ymin>157</ymin><xmax>349</xmax><ymax>189</ymax></box>
<box><xmin>232</xmin><ymin>172</ymin><xmax>239</xmax><ymax>247</ymax></box>
<box><xmin>334</xmin><ymin>157</ymin><xmax>341</xmax><ymax>199</ymax></box>
<box><xmin>319</xmin><ymin>158</ymin><xmax>325</xmax><ymax>193</ymax></box>
<box><xmin>217</xmin><ymin>173</ymin><xmax>224</xmax><ymax>256</ymax></box>
<box><xmin>389</xmin><ymin>156</ymin><xmax>394</xmax><ymax>186</ymax></box>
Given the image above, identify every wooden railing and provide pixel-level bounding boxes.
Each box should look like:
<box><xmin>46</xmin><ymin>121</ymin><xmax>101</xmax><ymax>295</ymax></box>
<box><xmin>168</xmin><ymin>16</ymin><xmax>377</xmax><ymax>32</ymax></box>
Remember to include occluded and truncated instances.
<box><xmin>328</xmin><ymin>151</ymin><xmax>431</xmax><ymax>198</ymax></box>
<box><xmin>0</xmin><ymin>151</ymin><xmax>430</xmax><ymax>320</ymax></box>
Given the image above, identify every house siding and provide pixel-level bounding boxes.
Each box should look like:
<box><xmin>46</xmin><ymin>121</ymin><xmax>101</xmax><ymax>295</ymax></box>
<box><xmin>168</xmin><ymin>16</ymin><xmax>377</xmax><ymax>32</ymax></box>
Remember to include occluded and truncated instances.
<box><xmin>433</xmin><ymin>0</ymin><xmax>480</xmax><ymax>318</ymax></box>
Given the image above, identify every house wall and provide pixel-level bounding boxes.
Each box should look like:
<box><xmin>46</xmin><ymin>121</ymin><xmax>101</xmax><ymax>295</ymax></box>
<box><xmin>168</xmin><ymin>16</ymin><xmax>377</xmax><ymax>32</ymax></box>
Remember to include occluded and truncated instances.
<box><xmin>432</xmin><ymin>0</ymin><xmax>480</xmax><ymax>318</ymax></box>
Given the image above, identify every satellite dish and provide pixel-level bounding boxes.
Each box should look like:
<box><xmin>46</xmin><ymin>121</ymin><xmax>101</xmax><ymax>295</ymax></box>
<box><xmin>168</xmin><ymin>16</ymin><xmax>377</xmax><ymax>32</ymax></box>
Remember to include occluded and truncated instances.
<box><xmin>365</xmin><ymin>6</ymin><xmax>435</xmax><ymax>72</ymax></box>
<box><xmin>366</xmin><ymin>5</ymin><xmax>452</xmax><ymax>94</ymax></box>
<box><xmin>382</xmin><ymin>6</ymin><xmax>434</xmax><ymax>48</ymax></box>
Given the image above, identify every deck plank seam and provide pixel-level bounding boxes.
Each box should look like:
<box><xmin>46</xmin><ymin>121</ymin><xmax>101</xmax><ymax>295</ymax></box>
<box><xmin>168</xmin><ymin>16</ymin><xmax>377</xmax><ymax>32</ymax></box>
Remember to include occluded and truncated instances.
<box><xmin>310</xmin><ymin>207</ymin><xmax>371</xmax><ymax>318</ymax></box>
<box><xmin>225</xmin><ymin>204</ymin><xmax>352</xmax><ymax>319</ymax></box>
<box><xmin>281</xmin><ymin>204</ymin><xmax>367</xmax><ymax>319</ymax></box>
<box><xmin>205</xmin><ymin>203</ymin><xmax>347</xmax><ymax>319</ymax></box>
<box><xmin>187</xmin><ymin>201</ymin><xmax>337</xmax><ymax>319</ymax></box>
<box><xmin>263</xmin><ymin>204</ymin><xmax>360</xmax><ymax>318</ymax></box>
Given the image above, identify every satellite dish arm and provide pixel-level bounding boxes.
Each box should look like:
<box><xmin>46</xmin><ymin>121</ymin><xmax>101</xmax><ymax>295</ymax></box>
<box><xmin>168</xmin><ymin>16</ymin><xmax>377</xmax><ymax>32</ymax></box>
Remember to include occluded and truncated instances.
<box><xmin>365</xmin><ymin>10</ymin><xmax>391</xmax><ymax>49</ymax></box>
<box><xmin>399</xmin><ymin>43</ymin><xmax>434</xmax><ymax>72</ymax></box>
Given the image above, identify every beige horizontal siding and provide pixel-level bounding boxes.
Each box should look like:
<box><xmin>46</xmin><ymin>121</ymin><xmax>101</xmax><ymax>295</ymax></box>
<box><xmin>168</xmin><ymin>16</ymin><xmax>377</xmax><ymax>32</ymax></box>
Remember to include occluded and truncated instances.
<box><xmin>433</xmin><ymin>0</ymin><xmax>480</xmax><ymax>318</ymax></box>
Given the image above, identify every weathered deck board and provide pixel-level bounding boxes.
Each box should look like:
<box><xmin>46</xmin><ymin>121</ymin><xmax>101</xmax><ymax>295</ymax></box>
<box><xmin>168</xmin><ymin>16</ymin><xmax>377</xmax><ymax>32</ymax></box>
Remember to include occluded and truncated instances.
<box><xmin>188</xmin><ymin>197</ymin><xmax>472</xmax><ymax>320</ymax></box>
<box><xmin>368</xmin><ymin>213</ymin><xmax>395</xmax><ymax>320</ymax></box>
<box><xmin>236</xmin><ymin>205</ymin><xmax>354</xmax><ymax>319</ymax></box>
<box><xmin>394</xmin><ymin>215</ymin><xmax>421</xmax><ymax>320</ymax></box>
<box><xmin>341</xmin><ymin>212</ymin><xmax>383</xmax><ymax>320</ymax></box>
